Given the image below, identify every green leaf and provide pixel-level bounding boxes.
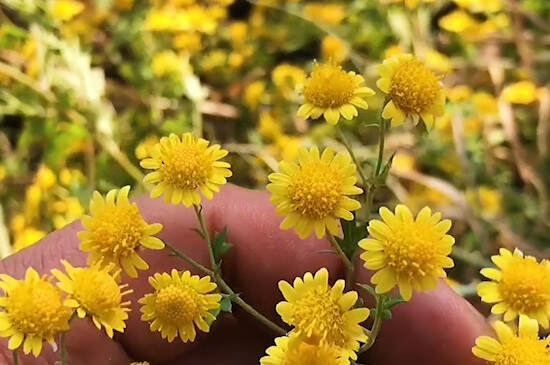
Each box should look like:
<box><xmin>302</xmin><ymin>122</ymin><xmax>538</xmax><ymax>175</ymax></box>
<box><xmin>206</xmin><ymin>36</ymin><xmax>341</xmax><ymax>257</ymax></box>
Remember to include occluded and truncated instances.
<box><xmin>212</xmin><ymin>227</ymin><xmax>233</xmax><ymax>265</ymax></box>
<box><xmin>336</xmin><ymin>219</ymin><xmax>368</xmax><ymax>259</ymax></box>
<box><xmin>357</xmin><ymin>283</ymin><xmax>376</xmax><ymax>297</ymax></box>
<box><xmin>219</xmin><ymin>294</ymin><xmax>234</xmax><ymax>313</ymax></box>
<box><xmin>376</xmin><ymin>151</ymin><xmax>396</xmax><ymax>185</ymax></box>
<box><xmin>383</xmin><ymin>295</ymin><xmax>406</xmax><ymax>311</ymax></box>
<box><xmin>381</xmin><ymin>309</ymin><xmax>393</xmax><ymax>320</ymax></box>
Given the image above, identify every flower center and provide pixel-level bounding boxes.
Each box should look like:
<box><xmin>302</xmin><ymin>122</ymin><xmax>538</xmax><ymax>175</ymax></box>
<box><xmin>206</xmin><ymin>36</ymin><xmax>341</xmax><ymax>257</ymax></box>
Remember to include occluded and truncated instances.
<box><xmin>160</xmin><ymin>145</ymin><xmax>211</xmax><ymax>190</ymax></box>
<box><xmin>390</xmin><ymin>59</ymin><xmax>441</xmax><ymax>114</ymax></box>
<box><xmin>384</xmin><ymin>221</ymin><xmax>441</xmax><ymax>279</ymax></box>
<box><xmin>5</xmin><ymin>280</ymin><xmax>71</xmax><ymax>337</ymax></box>
<box><xmin>304</xmin><ymin>63</ymin><xmax>356</xmax><ymax>108</ymax></box>
<box><xmin>72</xmin><ymin>269</ymin><xmax>122</xmax><ymax>315</ymax></box>
<box><xmin>89</xmin><ymin>204</ymin><xmax>147</xmax><ymax>258</ymax></box>
<box><xmin>291</xmin><ymin>287</ymin><xmax>345</xmax><ymax>346</ymax></box>
<box><xmin>283</xmin><ymin>342</ymin><xmax>340</xmax><ymax>365</ymax></box>
<box><xmin>288</xmin><ymin>163</ymin><xmax>342</xmax><ymax>220</ymax></box>
<box><xmin>496</xmin><ymin>337</ymin><xmax>550</xmax><ymax>365</ymax></box>
<box><xmin>155</xmin><ymin>284</ymin><xmax>201</xmax><ymax>324</ymax></box>
<box><xmin>499</xmin><ymin>258</ymin><xmax>550</xmax><ymax>313</ymax></box>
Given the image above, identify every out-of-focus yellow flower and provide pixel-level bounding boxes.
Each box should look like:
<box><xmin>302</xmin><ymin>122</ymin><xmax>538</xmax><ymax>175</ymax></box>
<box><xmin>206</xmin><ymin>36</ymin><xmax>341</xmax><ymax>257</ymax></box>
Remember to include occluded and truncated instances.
<box><xmin>298</xmin><ymin>62</ymin><xmax>374</xmax><ymax>125</ymax></box>
<box><xmin>259</xmin><ymin>111</ymin><xmax>283</xmax><ymax>141</ymax></box>
<box><xmin>21</xmin><ymin>39</ymin><xmax>41</xmax><ymax>78</ymax></box>
<box><xmin>439</xmin><ymin>10</ymin><xmax>478</xmax><ymax>33</ymax></box>
<box><xmin>391</xmin><ymin>153</ymin><xmax>416</xmax><ymax>172</ymax></box>
<box><xmin>51</xmin><ymin>196</ymin><xmax>85</xmax><ymax>230</ymax></box>
<box><xmin>24</xmin><ymin>184</ymin><xmax>42</xmax><ymax>222</ymax></box>
<box><xmin>0</xmin><ymin>165</ymin><xmax>5</xmax><ymax>182</ymax></box>
<box><xmin>501</xmin><ymin>81</ymin><xmax>537</xmax><ymax>104</ymax></box>
<box><xmin>478</xmin><ymin>248</ymin><xmax>550</xmax><ymax>328</ymax></box>
<box><xmin>473</xmin><ymin>315</ymin><xmax>550</xmax><ymax>364</ymax></box>
<box><xmin>405</xmin><ymin>184</ymin><xmax>451</xmax><ymax>211</ymax></box>
<box><xmin>383</xmin><ymin>44</ymin><xmax>405</xmax><ymax>60</ymax></box>
<box><xmin>141</xmin><ymin>133</ymin><xmax>232</xmax><ymax>206</ymax></box>
<box><xmin>10</xmin><ymin>215</ymin><xmax>26</xmax><ymax>233</ymax></box>
<box><xmin>35</xmin><ymin>165</ymin><xmax>57</xmax><ymax>191</ymax></box>
<box><xmin>464</xmin><ymin>116</ymin><xmax>483</xmax><ymax>136</ymax></box>
<box><xmin>228</xmin><ymin>52</ymin><xmax>244</xmax><ymax>70</ymax></box>
<box><xmin>321</xmin><ymin>35</ymin><xmax>349</xmax><ymax>64</ymax></box>
<box><xmin>59</xmin><ymin>168</ymin><xmax>85</xmax><ymax>187</ymax></box>
<box><xmin>152</xmin><ymin>50</ymin><xmax>189</xmax><ymax>77</ymax></box>
<box><xmin>115</xmin><ymin>0</ymin><xmax>135</xmax><ymax>11</ymax></box>
<box><xmin>173</xmin><ymin>32</ymin><xmax>202</xmax><ymax>53</ymax></box>
<box><xmin>135</xmin><ymin>135</ymin><xmax>160</xmax><ymax>160</ymax></box>
<box><xmin>229</xmin><ymin>21</ymin><xmax>248</xmax><ymax>48</ymax></box>
<box><xmin>303</xmin><ymin>3</ymin><xmax>346</xmax><ymax>25</ymax></box>
<box><xmin>271</xmin><ymin>135</ymin><xmax>302</xmax><ymax>162</ymax></box>
<box><xmin>0</xmin><ymin>268</ymin><xmax>73</xmax><ymax>356</ymax></box>
<box><xmin>78</xmin><ymin>186</ymin><xmax>165</xmax><ymax>277</ymax></box>
<box><xmin>360</xmin><ymin>205</ymin><xmax>455</xmax><ymax>300</ymax></box>
<box><xmin>447</xmin><ymin>85</ymin><xmax>473</xmax><ymax>103</ymax></box>
<box><xmin>272</xmin><ymin>64</ymin><xmax>305</xmax><ymax>100</ymax></box>
<box><xmin>51</xmin><ymin>0</ymin><xmax>85</xmax><ymax>21</ymax></box>
<box><xmin>139</xmin><ymin>270</ymin><xmax>221</xmax><ymax>342</ymax></box>
<box><xmin>267</xmin><ymin>147</ymin><xmax>362</xmax><ymax>239</ymax></box>
<box><xmin>13</xmin><ymin>227</ymin><xmax>47</xmax><ymax>252</ymax></box>
<box><xmin>201</xmin><ymin>50</ymin><xmax>227</xmax><ymax>71</ymax></box>
<box><xmin>377</xmin><ymin>54</ymin><xmax>445</xmax><ymax>128</ymax></box>
<box><xmin>276</xmin><ymin>268</ymin><xmax>369</xmax><ymax>360</ymax></box>
<box><xmin>467</xmin><ymin>186</ymin><xmax>502</xmax><ymax>218</ymax></box>
<box><xmin>454</xmin><ymin>0</ymin><xmax>502</xmax><ymax>13</ymax></box>
<box><xmin>244</xmin><ymin>80</ymin><xmax>266</xmax><ymax>109</ymax></box>
<box><xmin>473</xmin><ymin>92</ymin><xmax>499</xmax><ymax>117</ymax></box>
<box><xmin>423</xmin><ymin>49</ymin><xmax>453</xmax><ymax>74</ymax></box>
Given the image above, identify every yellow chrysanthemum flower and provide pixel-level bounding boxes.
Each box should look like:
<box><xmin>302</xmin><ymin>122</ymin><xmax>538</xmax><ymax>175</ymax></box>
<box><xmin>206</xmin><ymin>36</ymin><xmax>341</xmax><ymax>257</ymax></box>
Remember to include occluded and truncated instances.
<box><xmin>377</xmin><ymin>54</ymin><xmax>445</xmax><ymax>128</ymax></box>
<box><xmin>78</xmin><ymin>186</ymin><xmax>165</xmax><ymax>278</ymax></box>
<box><xmin>359</xmin><ymin>205</ymin><xmax>455</xmax><ymax>301</ymax></box>
<box><xmin>0</xmin><ymin>268</ymin><xmax>72</xmax><ymax>356</ymax></box>
<box><xmin>472</xmin><ymin>315</ymin><xmax>550</xmax><ymax>364</ymax></box>
<box><xmin>260</xmin><ymin>335</ymin><xmax>349</xmax><ymax>365</ymax></box>
<box><xmin>276</xmin><ymin>268</ymin><xmax>369</xmax><ymax>360</ymax></box>
<box><xmin>477</xmin><ymin>248</ymin><xmax>550</xmax><ymax>328</ymax></box>
<box><xmin>140</xmin><ymin>133</ymin><xmax>232</xmax><ymax>207</ymax></box>
<box><xmin>51</xmin><ymin>260</ymin><xmax>132</xmax><ymax>338</ymax></box>
<box><xmin>501</xmin><ymin>81</ymin><xmax>537</xmax><ymax>104</ymax></box>
<box><xmin>139</xmin><ymin>269</ymin><xmax>221</xmax><ymax>342</ymax></box>
<box><xmin>297</xmin><ymin>62</ymin><xmax>375</xmax><ymax>125</ymax></box>
<box><xmin>267</xmin><ymin>147</ymin><xmax>363</xmax><ymax>239</ymax></box>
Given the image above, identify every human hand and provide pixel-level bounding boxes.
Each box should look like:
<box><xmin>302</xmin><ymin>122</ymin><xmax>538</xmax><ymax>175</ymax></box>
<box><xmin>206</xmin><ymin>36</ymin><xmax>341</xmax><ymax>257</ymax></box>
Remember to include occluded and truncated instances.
<box><xmin>0</xmin><ymin>185</ymin><xmax>491</xmax><ymax>365</ymax></box>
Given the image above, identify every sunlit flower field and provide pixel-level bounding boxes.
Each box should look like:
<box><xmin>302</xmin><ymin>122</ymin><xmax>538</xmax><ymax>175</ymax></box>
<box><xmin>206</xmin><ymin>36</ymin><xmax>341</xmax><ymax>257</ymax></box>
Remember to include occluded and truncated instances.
<box><xmin>0</xmin><ymin>0</ymin><xmax>550</xmax><ymax>364</ymax></box>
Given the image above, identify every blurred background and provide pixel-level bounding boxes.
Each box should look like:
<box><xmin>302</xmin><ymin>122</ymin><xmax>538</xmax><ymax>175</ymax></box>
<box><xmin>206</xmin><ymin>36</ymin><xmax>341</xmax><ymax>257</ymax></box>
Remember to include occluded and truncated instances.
<box><xmin>0</xmin><ymin>0</ymin><xmax>549</xmax><ymax>299</ymax></box>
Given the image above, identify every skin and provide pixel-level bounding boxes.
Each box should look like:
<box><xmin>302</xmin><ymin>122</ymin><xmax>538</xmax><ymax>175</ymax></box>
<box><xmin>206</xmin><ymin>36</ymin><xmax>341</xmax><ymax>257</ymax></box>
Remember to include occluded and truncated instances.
<box><xmin>0</xmin><ymin>185</ymin><xmax>491</xmax><ymax>365</ymax></box>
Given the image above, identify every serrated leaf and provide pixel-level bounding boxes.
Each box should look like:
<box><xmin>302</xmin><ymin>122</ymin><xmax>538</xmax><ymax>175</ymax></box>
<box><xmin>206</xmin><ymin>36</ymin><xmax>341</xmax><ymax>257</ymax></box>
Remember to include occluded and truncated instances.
<box><xmin>336</xmin><ymin>219</ymin><xmax>368</xmax><ymax>259</ymax></box>
<box><xmin>212</xmin><ymin>227</ymin><xmax>233</xmax><ymax>265</ymax></box>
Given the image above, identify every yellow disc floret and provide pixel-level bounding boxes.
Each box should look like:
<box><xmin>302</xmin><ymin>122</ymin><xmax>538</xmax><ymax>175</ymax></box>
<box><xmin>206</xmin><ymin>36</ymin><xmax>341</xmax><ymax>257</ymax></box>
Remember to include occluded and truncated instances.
<box><xmin>267</xmin><ymin>147</ymin><xmax>362</xmax><ymax>239</ymax></box>
<box><xmin>0</xmin><ymin>268</ymin><xmax>72</xmax><ymax>356</ymax></box>
<box><xmin>52</xmin><ymin>260</ymin><xmax>132</xmax><ymax>338</ymax></box>
<box><xmin>359</xmin><ymin>205</ymin><xmax>455</xmax><ymax>301</ymax></box>
<box><xmin>276</xmin><ymin>268</ymin><xmax>369</xmax><ymax>360</ymax></box>
<box><xmin>78</xmin><ymin>186</ymin><xmax>165</xmax><ymax>278</ymax></box>
<box><xmin>377</xmin><ymin>54</ymin><xmax>445</xmax><ymax>128</ymax></box>
<box><xmin>297</xmin><ymin>62</ymin><xmax>374</xmax><ymax>125</ymax></box>
<box><xmin>478</xmin><ymin>248</ymin><xmax>550</xmax><ymax>328</ymax></box>
<box><xmin>139</xmin><ymin>269</ymin><xmax>221</xmax><ymax>343</ymax></box>
<box><xmin>473</xmin><ymin>315</ymin><xmax>550</xmax><ymax>365</ymax></box>
<box><xmin>140</xmin><ymin>133</ymin><xmax>232</xmax><ymax>207</ymax></box>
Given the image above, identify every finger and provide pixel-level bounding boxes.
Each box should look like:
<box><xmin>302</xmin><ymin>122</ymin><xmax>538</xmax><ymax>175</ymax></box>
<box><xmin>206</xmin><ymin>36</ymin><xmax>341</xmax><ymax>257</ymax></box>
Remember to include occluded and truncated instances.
<box><xmin>355</xmin><ymin>264</ymin><xmax>492</xmax><ymax>365</ymax></box>
<box><xmin>0</xmin><ymin>184</ymin><xmax>490</xmax><ymax>365</ymax></box>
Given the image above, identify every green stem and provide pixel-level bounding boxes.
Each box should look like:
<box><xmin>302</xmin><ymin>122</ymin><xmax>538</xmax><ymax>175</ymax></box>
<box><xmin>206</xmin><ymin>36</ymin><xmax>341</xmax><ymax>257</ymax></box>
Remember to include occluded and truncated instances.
<box><xmin>364</xmin><ymin>116</ymin><xmax>387</xmax><ymax>220</ymax></box>
<box><xmin>359</xmin><ymin>294</ymin><xmax>385</xmax><ymax>353</ymax></box>
<box><xmin>12</xmin><ymin>350</ymin><xmax>19</xmax><ymax>365</ymax></box>
<box><xmin>176</xmin><ymin>209</ymin><xmax>288</xmax><ymax>336</ymax></box>
<box><xmin>60</xmin><ymin>332</ymin><xmax>68</xmax><ymax>365</ymax></box>
<box><xmin>337</xmin><ymin>126</ymin><xmax>368</xmax><ymax>187</ymax></box>
<box><xmin>193</xmin><ymin>204</ymin><xmax>216</xmax><ymax>271</ymax></box>
<box><xmin>165</xmin><ymin>242</ymin><xmax>214</xmax><ymax>276</ymax></box>
<box><xmin>327</xmin><ymin>233</ymin><xmax>354</xmax><ymax>288</ymax></box>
